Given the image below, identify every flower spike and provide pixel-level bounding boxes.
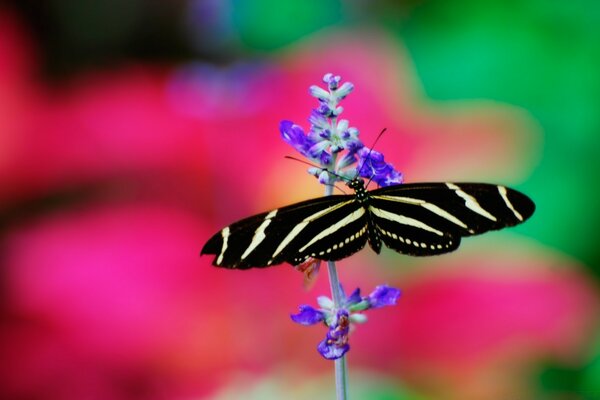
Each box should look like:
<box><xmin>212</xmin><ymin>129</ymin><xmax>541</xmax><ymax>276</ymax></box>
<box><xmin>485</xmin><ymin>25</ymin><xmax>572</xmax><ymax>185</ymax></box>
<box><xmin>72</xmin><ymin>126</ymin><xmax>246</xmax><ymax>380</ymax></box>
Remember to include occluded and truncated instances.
<box><xmin>280</xmin><ymin>73</ymin><xmax>401</xmax><ymax>188</ymax></box>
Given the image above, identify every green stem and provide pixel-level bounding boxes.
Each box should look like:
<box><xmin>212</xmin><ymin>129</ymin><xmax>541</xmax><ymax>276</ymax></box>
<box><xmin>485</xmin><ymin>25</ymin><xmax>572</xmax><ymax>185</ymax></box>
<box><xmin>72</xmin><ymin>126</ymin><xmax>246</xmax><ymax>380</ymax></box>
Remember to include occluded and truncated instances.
<box><xmin>327</xmin><ymin>260</ymin><xmax>348</xmax><ymax>400</ymax></box>
<box><xmin>324</xmin><ymin>180</ymin><xmax>348</xmax><ymax>400</ymax></box>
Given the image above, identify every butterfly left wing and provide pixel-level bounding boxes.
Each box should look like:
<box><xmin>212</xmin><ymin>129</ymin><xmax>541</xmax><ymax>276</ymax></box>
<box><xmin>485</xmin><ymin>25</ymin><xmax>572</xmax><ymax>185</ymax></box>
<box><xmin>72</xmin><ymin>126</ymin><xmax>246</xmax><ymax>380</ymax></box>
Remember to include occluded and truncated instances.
<box><xmin>201</xmin><ymin>194</ymin><xmax>368</xmax><ymax>269</ymax></box>
<box><xmin>368</xmin><ymin>182</ymin><xmax>535</xmax><ymax>256</ymax></box>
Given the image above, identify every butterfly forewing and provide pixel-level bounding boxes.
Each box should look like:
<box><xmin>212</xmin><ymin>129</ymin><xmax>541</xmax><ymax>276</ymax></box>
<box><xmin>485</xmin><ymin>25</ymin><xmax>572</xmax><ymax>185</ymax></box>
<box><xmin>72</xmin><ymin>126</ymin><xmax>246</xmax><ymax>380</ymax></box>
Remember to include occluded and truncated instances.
<box><xmin>201</xmin><ymin>195</ymin><xmax>366</xmax><ymax>269</ymax></box>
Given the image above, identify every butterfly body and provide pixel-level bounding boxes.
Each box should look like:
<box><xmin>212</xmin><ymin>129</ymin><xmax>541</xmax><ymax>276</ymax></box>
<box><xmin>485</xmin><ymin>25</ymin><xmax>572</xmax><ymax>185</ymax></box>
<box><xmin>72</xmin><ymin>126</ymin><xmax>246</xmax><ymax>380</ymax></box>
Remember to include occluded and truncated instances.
<box><xmin>201</xmin><ymin>179</ymin><xmax>535</xmax><ymax>269</ymax></box>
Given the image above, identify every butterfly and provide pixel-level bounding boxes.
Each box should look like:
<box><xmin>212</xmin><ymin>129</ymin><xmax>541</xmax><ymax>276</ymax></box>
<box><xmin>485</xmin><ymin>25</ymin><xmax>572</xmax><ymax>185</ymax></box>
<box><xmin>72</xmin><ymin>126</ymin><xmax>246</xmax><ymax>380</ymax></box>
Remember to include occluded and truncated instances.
<box><xmin>201</xmin><ymin>177</ymin><xmax>535</xmax><ymax>269</ymax></box>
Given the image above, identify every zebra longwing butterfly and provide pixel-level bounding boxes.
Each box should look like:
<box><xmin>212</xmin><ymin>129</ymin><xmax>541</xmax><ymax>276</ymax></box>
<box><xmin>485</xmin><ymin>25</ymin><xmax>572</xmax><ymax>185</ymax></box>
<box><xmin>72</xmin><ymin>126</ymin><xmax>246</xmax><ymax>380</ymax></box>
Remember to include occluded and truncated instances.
<box><xmin>201</xmin><ymin>178</ymin><xmax>535</xmax><ymax>269</ymax></box>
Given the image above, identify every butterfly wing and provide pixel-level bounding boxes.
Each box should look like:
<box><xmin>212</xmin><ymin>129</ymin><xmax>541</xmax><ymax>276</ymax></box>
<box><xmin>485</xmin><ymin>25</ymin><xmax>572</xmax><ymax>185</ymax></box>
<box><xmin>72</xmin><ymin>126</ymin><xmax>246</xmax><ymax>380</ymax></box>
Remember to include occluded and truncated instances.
<box><xmin>202</xmin><ymin>182</ymin><xmax>534</xmax><ymax>268</ymax></box>
<box><xmin>201</xmin><ymin>194</ymin><xmax>369</xmax><ymax>269</ymax></box>
<box><xmin>369</xmin><ymin>182</ymin><xmax>535</xmax><ymax>256</ymax></box>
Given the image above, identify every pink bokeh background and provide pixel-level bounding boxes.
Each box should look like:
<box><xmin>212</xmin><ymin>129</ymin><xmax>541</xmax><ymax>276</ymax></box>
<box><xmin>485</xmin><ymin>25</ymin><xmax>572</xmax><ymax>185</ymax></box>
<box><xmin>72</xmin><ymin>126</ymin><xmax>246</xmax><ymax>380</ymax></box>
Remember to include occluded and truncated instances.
<box><xmin>0</xmin><ymin>8</ymin><xmax>597</xmax><ymax>400</ymax></box>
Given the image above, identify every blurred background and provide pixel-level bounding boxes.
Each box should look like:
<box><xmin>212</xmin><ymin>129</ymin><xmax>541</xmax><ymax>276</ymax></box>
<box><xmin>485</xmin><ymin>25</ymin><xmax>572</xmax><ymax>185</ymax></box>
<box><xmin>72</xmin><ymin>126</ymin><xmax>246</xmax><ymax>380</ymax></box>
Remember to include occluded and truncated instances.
<box><xmin>1</xmin><ymin>1</ymin><xmax>599</xmax><ymax>399</ymax></box>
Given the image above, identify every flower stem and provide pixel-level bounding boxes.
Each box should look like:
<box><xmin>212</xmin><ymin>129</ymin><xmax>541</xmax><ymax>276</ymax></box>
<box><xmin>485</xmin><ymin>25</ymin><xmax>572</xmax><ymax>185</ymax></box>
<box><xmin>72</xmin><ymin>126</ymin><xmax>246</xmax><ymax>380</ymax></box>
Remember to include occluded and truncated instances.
<box><xmin>327</xmin><ymin>260</ymin><xmax>348</xmax><ymax>400</ymax></box>
<box><xmin>324</xmin><ymin>179</ymin><xmax>348</xmax><ymax>400</ymax></box>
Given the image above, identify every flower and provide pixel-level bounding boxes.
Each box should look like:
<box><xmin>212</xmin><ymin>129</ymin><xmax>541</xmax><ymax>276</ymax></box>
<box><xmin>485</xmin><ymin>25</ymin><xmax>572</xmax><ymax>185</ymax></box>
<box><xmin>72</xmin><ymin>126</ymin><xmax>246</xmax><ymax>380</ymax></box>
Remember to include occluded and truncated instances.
<box><xmin>318</xmin><ymin>310</ymin><xmax>350</xmax><ymax>359</ymax></box>
<box><xmin>280</xmin><ymin>120</ymin><xmax>316</xmax><ymax>159</ymax></box>
<box><xmin>367</xmin><ymin>285</ymin><xmax>403</xmax><ymax>308</ymax></box>
<box><xmin>357</xmin><ymin>147</ymin><xmax>404</xmax><ymax>187</ymax></box>
<box><xmin>290</xmin><ymin>285</ymin><xmax>402</xmax><ymax>360</ymax></box>
<box><xmin>280</xmin><ymin>73</ymin><xmax>402</xmax><ymax>189</ymax></box>
<box><xmin>290</xmin><ymin>305</ymin><xmax>325</xmax><ymax>325</ymax></box>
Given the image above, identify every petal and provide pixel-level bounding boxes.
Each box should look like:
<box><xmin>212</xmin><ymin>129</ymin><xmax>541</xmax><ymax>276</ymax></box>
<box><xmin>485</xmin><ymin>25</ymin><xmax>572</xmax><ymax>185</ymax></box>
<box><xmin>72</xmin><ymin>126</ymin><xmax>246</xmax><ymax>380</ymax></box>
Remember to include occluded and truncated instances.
<box><xmin>322</xmin><ymin>73</ymin><xmax>334</xmax><ymax>83</ymax></box>
<box><xmin>367</xmin><ymin>285</ymin><xmax>402</xmax><ymax>308</ymax></box>
<box><xmin>336</xmin><ymin>119</ymin><xmax>349</xmax><ymax>133</ymax></box>
<box><xmin>290</xmin><ymin>305</ymin><xmax>325</xmax><ymax>325</ymax></box>
<box><xmin>350</xmin><ymin>313</ymin><xmax>368</xmax><ymax>324</ymax></box>
<box><xmin>309</xmin><ymin>85</ymin><xmax>330</xmax><ymax>101</ymax></box>
<box><xmin>319</xmin><ymin>129</ymin><xmax>332</xmax><ymax>140</ymax></box>
<box><xmin>318</xmin><ymin>169</ymin><xmax>331</xmax><ymax>185</ymax></box>
<box><xmin>323</xmin><ymin>73</ymin><xmax>341</xmax><ymax>89</ymax></box>
<box><xmin>320</xmin><ymin>151</ymin><xmax>333</xmax><ymax>166</ymax></box>
<box><xmin>357</xmin><ymin>147</ymin><xmax>403</xmax><ymax>186</ymax></box>
<box><xmin>316</xmin><ymin>103</ymin><xmax>333</xmax><ymax>117</ymax></box>
<box><xmin>346</xmin><ymin>287</ymin><xmax>362</xmax><ymax>306</ymax></box>
<box><xmin>307</xmin><ymin>167</ymin><xmax>322</xmax><ymax>177</ymax></box>
<box><xmin>362</xmin><ymin>148</ymin><xmax>384</xmax><ymax>164</ymax></box>
<box><xmin>317</xmin><ymin>338</ymin><xmax>349</xmax><ymax>360</ymax></box>
<box><xmin>358</xmin><ymin>164</ymin><xmax>375</xmax><ymax>179</ymax></box>
<box><xmin>317</xmin><ymin>295</ymin><xmax>335</xmax><ymax>310</ymax></box>
<box><xmin>308</xmin><ymin>109</ymin><xmax>329</xmax><ymax>131</ymax></box>
<box><xmin>347</xmin><ymin>127</ymin><xmax>359</xmax><ymax>137</ymax></box>
<box><xmin>335</xmin><ymin>82</ymin><xmax>354</xmax><ymax>99</ymax></box>
<box><xmin>330</xmin><ymin>144</ymin><xmax>344</xmax><ymax>154</ymax></box>
<box><xmin>337</xmin><ymin>152</ymin><xmax>357</xmax><ymax>169</ymax></box>
<box><xmin>308</xmin><ymin>140</ymin><xmax>330</xmax><ymax>159</ymax></box>
<box><xmin>382</xmin><ymin>169</ymin><xmax>404</xmax><ymax>187</ymax></box>
<box><xmin>372</xmin><ymin>166</ymin><xmax>403</xmax><ymax>187</ymax></box>
<box><xmin>330</xmin><ymin>310</ymin><xmax>350</xmax><ymax>337</ymax></box>
<box><xmin>345</xmin><ymin>139</ymin><xmax>364</xmax><ymax>154</ymax></box>
<box><xmin>280</xmin><ymin>120</ymin><xmax>313</xmax><ymax>155</ymax></box>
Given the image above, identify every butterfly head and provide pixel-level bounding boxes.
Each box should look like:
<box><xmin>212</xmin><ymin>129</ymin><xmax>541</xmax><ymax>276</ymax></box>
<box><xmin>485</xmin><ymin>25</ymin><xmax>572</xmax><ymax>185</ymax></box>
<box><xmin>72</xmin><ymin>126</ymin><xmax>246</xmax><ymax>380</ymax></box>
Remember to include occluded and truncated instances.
<box><xmin>347</xmin><ymin>178</ymin><xmax>365</xmax><ymax>191</ymax></box>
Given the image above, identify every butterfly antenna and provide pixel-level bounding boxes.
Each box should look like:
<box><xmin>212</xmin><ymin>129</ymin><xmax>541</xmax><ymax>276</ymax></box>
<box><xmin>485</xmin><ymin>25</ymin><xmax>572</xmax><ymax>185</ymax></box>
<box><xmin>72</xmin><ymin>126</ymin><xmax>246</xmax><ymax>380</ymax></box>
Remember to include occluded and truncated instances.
<box><xmin>365</xmin><ymin>173</ymin><xmax>378</xmax><ymax>188</ymax></box>
<box><xmin>284</xmin><ymin>155</ymin><xmax>350</xmax><ymax>183</ymax></box>
<box><xmin>371</xmin><ymin>127</ymin><xmax>387</xmax><ymax>149</ymax></box>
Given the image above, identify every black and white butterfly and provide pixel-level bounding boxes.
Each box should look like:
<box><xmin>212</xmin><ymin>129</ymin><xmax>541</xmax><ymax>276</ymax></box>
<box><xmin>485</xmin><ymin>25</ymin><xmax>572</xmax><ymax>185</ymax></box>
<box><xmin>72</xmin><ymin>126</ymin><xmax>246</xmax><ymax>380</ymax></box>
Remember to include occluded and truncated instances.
<box><xmin>201</xmin><ymin>178</ymin><xmax>535</xmax><ymax>269</ymax></box>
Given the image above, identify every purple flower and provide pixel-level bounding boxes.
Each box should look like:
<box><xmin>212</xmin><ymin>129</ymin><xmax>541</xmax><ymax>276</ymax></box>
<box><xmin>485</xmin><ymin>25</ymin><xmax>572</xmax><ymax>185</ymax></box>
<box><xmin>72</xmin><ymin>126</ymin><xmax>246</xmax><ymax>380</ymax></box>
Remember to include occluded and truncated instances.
<box><xmin>367</xmin><ymin>285</ymin><xmax>402</xmax><ymax>308</ymax></box>
<box><xmin>281</xmin><ymin>74</ymin><xmax>403</xmax><ymax>188</ymax></box>
<box><xmin>323</xmin><ymin>73</ymin><xmax>341</xmax><ymax>90</ymax></box>
<box><xmin>335</xmin><ymin>82</ymin><xmax>354</xmax><ymax>100</ymax></box>
<box><xmin>357</xmin><ymin>147</ymin><xmax>403</xmax><ymax>187</ymax></box>
<box><xmin>308</xmin><ymin>110</ymin><xmax>329</xmax><ymax>135</ymax></box>
<box><xmin>346</xmin><ymin>288</ymin><xmax>362</xmax><ymax>305</ymax></box>
<box><xmin>279</xmin><ymin>120</ymin><xmax>315</xmax><ymax>158</ymax></box>
<box><xmin>307</xmin><ymin>140</ymin><xmax>331</xmax><ymax>160</ymax></box>
<box><xmin>291</xmin><ymin>284</ymin><xmax>401</xmax><ymax>360</ymax></box>
<box><xmin>317</xmin><ymin>310</ymin><xmax>350</xmax><ymax>360</ymax></box>
<box><xmin>290</xmin><ymin>305</ymin><xmax>325</xmax><ymax>325</ymax></box>
<box><xmin>282</xmin><ymin>73</ymin><xmax>377</xmax><ymax>184</ymax></box>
